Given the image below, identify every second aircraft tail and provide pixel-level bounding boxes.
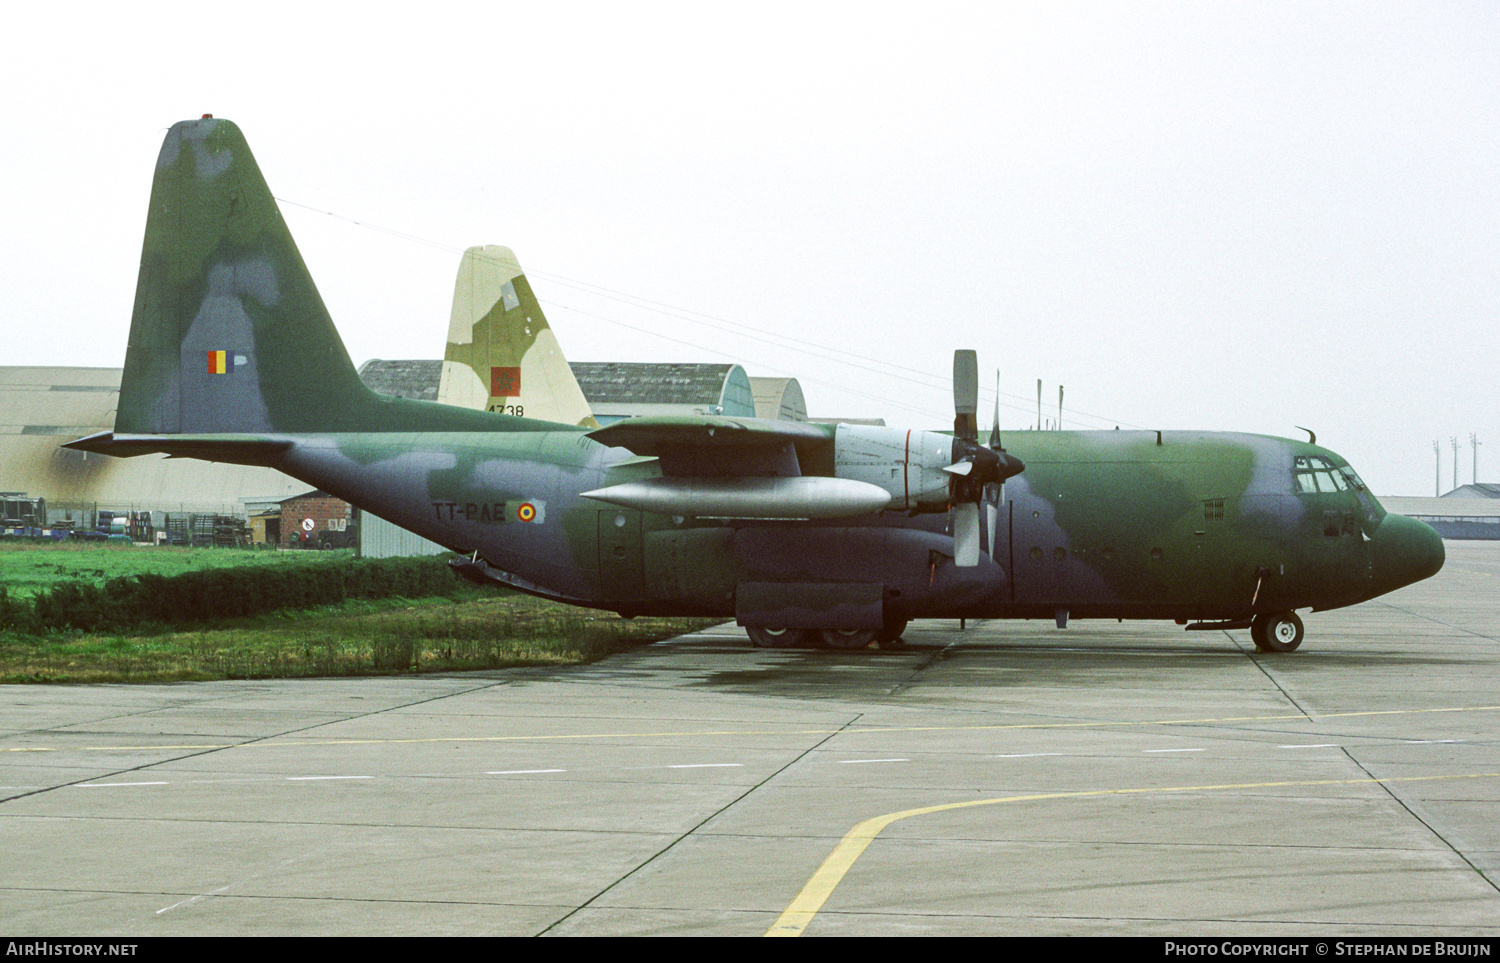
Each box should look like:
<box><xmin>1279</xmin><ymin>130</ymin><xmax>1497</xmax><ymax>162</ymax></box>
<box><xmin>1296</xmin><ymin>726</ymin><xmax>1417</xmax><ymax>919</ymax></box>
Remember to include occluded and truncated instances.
<box><xmin>439</xmin><ymin>245</ymin><xmax>599</xmax><ymax>428</ymax></box>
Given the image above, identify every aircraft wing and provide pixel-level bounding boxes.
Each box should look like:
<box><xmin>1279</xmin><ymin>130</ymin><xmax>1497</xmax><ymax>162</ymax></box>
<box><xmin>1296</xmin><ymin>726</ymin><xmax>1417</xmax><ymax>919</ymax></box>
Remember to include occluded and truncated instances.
<box><xmin>582</xmin><ymin>416</ymin><xmax>889</xmax><ymax>519</ymax></box>
<box><xmin>586</xmin><ymin>415</ymin><xmax>832</xmax><ymax>458</ymax></box>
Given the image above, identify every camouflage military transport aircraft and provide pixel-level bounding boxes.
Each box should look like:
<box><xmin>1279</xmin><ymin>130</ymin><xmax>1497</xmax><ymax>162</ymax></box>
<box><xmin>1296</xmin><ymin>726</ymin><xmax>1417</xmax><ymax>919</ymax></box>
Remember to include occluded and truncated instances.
<box><xmin>68</xmin><ymin>118</ymin><xmax>1445</xmax><ymax>653</ymax></box>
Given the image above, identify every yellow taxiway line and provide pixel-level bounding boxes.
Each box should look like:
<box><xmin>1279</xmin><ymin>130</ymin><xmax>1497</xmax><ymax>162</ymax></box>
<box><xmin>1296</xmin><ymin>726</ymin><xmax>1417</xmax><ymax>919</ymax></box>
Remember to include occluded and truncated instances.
<box><xmin>764</xmin><ymin>770</ymin><xmax>1500</xmax><ymax>937</ymax></box>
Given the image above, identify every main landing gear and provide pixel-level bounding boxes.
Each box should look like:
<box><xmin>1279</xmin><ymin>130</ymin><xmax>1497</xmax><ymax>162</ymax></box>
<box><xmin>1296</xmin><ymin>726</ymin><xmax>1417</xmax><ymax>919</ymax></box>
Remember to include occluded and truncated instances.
<box><xmin>1251</xmin><ymin>611</ymin><xmax>1304</xmax><ymax>653</ymax></box>
<box><xmin>744</xmin><ymin>625</ymin><xmax>803</xmax><ymax>648</ymax></box>
<box><xmin>745</xmin><ymin>620</ymin><xmax>909</xmax><ymax>650</ymax></box>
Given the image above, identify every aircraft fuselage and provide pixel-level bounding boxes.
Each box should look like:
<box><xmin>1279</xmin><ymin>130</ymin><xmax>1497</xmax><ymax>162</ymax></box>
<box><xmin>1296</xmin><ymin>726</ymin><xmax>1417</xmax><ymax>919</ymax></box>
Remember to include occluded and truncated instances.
<box><xmin>269</xmin><ymin>426</ymin><xmax>1441</xmax><ymax>627</ymax></box>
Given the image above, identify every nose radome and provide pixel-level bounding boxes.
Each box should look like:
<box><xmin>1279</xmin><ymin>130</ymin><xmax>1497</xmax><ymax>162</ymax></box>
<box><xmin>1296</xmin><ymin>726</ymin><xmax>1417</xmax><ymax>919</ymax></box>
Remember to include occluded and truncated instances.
<box><xmin>1372</xmin><ymin>512</ymin><xmax>1445</xmax><ymax>594</ymax></box>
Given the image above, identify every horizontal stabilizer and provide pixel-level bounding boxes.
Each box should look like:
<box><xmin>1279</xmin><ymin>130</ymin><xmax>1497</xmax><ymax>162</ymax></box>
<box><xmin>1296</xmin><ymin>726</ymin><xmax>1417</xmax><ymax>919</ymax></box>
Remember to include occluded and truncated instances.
<box><xmin>582</xmin><ymin>476</ymin><xmax>890</xmax><ymax>519</ymax></box>
<box><xmin>64</xmin><ymin>431</ymin><xmax>293</xmax><ymax>467</ymax></box>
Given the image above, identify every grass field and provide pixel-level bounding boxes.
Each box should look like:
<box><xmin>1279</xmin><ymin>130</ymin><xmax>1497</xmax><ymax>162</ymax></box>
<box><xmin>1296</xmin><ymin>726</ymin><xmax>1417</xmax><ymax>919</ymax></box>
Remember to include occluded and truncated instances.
<box><xmin>0</xmin><ymin>542</ymin><xmax>721</xmax><ymax>683</ymax></box>
<box><xmin>0</xmin><ymin>540</ymin><xmax>349</xmax><ymax>598</ymax></box>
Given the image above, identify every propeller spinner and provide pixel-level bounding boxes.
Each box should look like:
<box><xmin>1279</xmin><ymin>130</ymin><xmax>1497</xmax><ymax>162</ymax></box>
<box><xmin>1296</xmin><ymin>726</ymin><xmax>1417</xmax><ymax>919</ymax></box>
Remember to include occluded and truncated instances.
<box><xmin>945</xmin><ymin>350</ymin><xmax>1025</xmax><ymax>566</ymax></box>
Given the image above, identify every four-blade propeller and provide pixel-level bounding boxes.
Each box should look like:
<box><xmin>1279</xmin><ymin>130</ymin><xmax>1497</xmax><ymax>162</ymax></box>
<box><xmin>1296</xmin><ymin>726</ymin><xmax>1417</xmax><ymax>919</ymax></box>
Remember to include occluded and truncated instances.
<box><xmin>944</xmin><ymin>350</ymin><xmax>1025</xmax><ymax>566</ymax></box>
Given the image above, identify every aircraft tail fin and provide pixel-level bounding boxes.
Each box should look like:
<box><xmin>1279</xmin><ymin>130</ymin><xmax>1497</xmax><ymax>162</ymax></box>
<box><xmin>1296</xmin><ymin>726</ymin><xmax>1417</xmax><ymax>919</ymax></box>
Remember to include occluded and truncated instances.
<box><xmin>439</xmin><ymin>246</ymin><xmax>599</xmax><ymax>428</ymax></box>
<box><xmin>116</xmin><ymin>118</ymin><xmax>394</xmax><ymax>436</ymax></box>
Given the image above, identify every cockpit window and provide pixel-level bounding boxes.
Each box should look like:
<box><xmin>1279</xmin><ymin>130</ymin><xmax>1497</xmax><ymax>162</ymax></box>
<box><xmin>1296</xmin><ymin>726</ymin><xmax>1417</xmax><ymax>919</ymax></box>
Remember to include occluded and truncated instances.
<box><xmin>1293</xmin><ymin>455</ymin><xmax>1349</xmax><ymax>494</ymax></box>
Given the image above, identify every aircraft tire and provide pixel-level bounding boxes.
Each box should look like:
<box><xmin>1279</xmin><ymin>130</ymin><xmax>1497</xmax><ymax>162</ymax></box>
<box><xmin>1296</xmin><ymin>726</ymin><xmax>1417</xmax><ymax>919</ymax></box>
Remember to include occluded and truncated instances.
<box><xmin>817</xmin><ymin>628</ymin><xmax>879</xmax><ymax>650</ymax></box>
<box><xmin>746</xmin><ymin>625</ymin><xmax>809</xmax><ymax>648</ymax></box>
<box><xmin>1252</xmin><ymin>612</ymin><xmax>1304</xmax><ymax>653</ymax></box>
<box><xmin>876</xmin><ymin>620</ymin><xmax>909</xmax><ymax>648</ymax></box>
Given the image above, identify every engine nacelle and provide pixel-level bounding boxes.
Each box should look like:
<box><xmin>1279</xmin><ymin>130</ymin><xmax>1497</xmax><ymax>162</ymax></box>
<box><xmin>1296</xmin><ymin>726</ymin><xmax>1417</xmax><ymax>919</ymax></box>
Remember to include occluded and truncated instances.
<box><xmin>833</xmin><ymin>424</ymin><xmax>954</xmax><ymax>512</ymax></box>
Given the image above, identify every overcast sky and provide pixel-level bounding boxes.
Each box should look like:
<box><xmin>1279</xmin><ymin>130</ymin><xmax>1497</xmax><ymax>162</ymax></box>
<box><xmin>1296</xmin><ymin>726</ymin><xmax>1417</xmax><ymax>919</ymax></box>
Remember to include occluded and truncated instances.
<box><xmin>3</xmin><ymin>2</ymin><xmax>1496</xmax><ymax>496</ymax></box>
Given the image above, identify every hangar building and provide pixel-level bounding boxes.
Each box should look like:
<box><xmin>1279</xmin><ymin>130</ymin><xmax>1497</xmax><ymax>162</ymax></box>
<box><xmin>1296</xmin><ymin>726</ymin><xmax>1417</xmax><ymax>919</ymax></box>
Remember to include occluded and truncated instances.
<box><xmin>0</xmin><ymin>367</ymin><xmax>306</xmax><ymax>532</ymax></box>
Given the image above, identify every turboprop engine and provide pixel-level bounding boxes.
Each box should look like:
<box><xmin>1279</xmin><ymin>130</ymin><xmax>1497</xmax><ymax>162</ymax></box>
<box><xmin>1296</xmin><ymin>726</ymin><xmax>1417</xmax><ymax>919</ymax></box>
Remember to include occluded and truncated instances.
<box><xmin>831</xmin><ymin>424</ymin><xmax>965</xmax><ymax>511</ymax></box>
<box><xmin>582</xmin><ymin>352</ymin><xmax>1024</xmax><ymax>567</ymax></box>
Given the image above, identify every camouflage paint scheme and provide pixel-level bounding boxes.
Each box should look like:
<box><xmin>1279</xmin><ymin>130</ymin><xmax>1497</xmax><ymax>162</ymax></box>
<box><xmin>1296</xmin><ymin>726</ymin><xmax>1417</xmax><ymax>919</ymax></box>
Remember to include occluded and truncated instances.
<box><xmin>68</xmin><ymin>118</ymin><xmax>1445</xmax><ymax>650</ymax></box>
<box><xmin>437</xmin><ymin>245</ymin><xmax>599</xmax><ymax>428</ymax></box>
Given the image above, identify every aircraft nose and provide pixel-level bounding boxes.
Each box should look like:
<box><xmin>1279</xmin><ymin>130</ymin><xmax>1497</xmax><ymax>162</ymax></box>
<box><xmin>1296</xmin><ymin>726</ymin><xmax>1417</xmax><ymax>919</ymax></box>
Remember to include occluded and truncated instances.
<box><xmin>1371</xmin><ymin>512</ymin><xmax>1445</xmax><ymax>594</ymax></box>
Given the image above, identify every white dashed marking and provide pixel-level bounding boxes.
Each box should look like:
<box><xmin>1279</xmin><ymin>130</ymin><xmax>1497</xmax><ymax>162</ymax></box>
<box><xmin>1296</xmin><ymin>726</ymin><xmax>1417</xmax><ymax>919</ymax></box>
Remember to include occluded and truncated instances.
<box><xmin>487</xmin><ymin>768</ymin><xmax>567</xmax><ymax>775</ymax></box>
<box><xmin>78</xmin><ymin>781</ymin><xmax>169</xmax><ymax>788</ymax></box>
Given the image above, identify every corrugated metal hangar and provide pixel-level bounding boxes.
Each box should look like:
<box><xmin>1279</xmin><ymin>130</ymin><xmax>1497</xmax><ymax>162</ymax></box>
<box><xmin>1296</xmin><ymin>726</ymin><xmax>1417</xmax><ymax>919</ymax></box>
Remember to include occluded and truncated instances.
<box><xmin>0</xmin><ymin>367</ymin><xmax>307</xmax><ymax>532</ymax></box>
<box><xmin>358</xmin><ymin>360</ymin><xmax>806</xmax><ymax>424</ymax></box>
<box><xmin>1383</xmin><ymin>495</ymin><xmax>1500</xmax><ymax>540</ymax></box>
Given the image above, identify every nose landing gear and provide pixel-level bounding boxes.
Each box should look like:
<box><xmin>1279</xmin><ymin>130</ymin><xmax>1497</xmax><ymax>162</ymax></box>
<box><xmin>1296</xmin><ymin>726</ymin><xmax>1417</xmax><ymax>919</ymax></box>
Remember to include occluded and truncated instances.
<box><xmin>1251</xmin><ymin>611</ymin><xmax>1304</xmax><ymax>653</ymax></box>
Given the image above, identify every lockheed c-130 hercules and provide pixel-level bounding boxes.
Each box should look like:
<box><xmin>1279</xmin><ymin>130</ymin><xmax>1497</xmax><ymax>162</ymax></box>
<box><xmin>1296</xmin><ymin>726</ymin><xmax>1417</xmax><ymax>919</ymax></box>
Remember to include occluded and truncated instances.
<box><xmin>68</xmin><ymin>118</ymin><xmax>1445</xmax><ymax>653</ymax></box>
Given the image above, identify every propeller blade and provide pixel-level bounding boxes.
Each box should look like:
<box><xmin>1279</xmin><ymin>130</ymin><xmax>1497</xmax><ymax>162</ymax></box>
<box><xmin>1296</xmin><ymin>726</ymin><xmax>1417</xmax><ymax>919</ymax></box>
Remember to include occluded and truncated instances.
<box><xmin>953</xmin><ymin>500</ymin><xmax>981</xmax><ymax>567</ymax></box>
<box><xmin>949</xmin><ymin>351</ymin><xmax>1024</xmax><ymax>529</ymax></box>
<box><xmin>989</xmin><ymin>369</ymin><xmax>1002</xmax><ymax>449</ymax></box>
<box><xmin>984</xmin><ymin>482</ymin><xmax>1000</xmax><ymax>558</ymax></box>
<box><xmin>953</xmin><ymin>349</ymin><xmax>978</xmax><ymax>442</ymax></box>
